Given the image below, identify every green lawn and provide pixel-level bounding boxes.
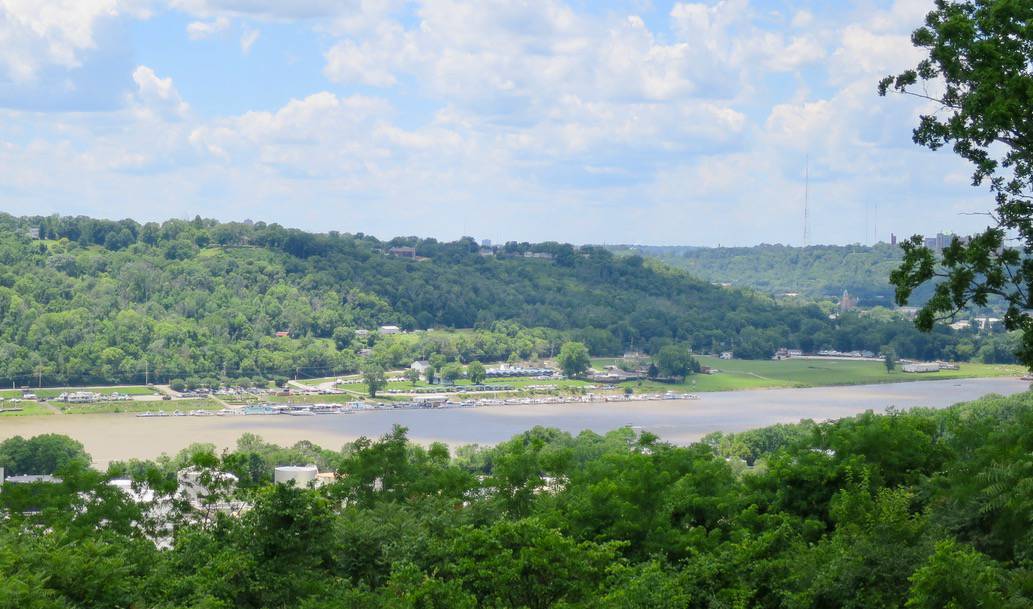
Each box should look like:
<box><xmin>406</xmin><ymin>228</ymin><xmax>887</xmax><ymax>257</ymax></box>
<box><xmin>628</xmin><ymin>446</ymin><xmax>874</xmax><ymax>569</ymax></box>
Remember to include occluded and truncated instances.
<box><xmin>58</xmin><ymin>398</ymin><xmax>219</xmax><ymax>414</ymax></box>
<box><xmin>0</xmin><ymin>386</ymin><xmax>158</xmax><ymax>399</ymax></box>
<box><xmin>619</xmin><ymin>356</ymin><xmax>1026</xmax><ymax>393</ymax></box>
<box><xmin>0</xmin><ymin>403</ymin><xmax>54</xmax><ymax>416</ymax></box>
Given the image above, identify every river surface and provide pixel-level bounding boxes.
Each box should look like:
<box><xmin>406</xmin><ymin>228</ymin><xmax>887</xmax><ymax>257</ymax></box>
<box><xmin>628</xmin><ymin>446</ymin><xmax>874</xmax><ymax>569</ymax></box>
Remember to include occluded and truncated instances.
<box><xmin>0</xmin><ymin>378</ymin><xmax>1027</xmax><ymax>466</ymax></box>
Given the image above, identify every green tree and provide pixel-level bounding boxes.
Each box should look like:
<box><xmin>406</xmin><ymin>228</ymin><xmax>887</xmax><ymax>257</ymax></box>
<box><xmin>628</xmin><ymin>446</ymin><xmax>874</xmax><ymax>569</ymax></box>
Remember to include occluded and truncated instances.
<box><xmin>557</xmin><ymin>341</ymin><xmax>590</xmax><ymax>378</ymax></box>
<box><xmin>884</xmin><ymin>348</ymin><xmax>897</xmax><ymax>373</ymax></box>
<box><xmin>655</xmin><ymin>344</ymin><xmax>696</xmax><ymax>379</ymax></box>
<box><xmin>905</xmin><ymin>540</ymin><xmax>1010</xmax><ymax>609</ymax></box>
<box><xmin>441</xmin><ymin>363</ymin><xmax>463</xmax><ymax>385</ymax></box>
<box><xmin>0</xmin><ymin>435</ymin><xmax>90</xmax><ymax>476</ymax></box>
<box><xmin>404</xmin><ymin>367</ymin><xmax>420</xmax><ymax>386</ymax></box>
<box><xmin>879</xmin><ymin>0</ymin><xmax>1033</xmax><ymax>367</ymax></box>
<box><xmin>363</xmin><ymin>362</ymin><xmax>386</xmax><ymax>398</ymax></box>
<box><xmin>467</xmin><ymin>361</ymin><xmax>486</xmax><ymax>385</ymax></box>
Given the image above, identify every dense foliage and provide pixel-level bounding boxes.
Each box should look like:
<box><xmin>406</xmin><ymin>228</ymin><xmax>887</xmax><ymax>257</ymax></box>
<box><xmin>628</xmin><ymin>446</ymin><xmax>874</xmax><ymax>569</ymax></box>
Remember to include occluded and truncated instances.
<box><xmin>3</xmin><ymin>392</ymin><xmax>1033</xmax><ymax>607</ymax></box>
<box><xmin>0</xmin><ymin>214</ymin><xmax>1005</xmax><ymax>387</ymax></box>
<box><xmin>606</xmin><ymin>243</ymin><xmax>927</xmax><ymax>304</ymax></box>
<box><xmin>879</xmin><ymin>0</ymin><xmax>1033</xmax><ymax>366</ymax></box>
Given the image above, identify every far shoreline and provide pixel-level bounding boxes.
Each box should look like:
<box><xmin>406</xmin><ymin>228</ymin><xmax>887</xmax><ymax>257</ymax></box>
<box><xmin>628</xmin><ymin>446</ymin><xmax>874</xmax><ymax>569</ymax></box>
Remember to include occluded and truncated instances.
<box><xmin>1</xmin><ymin>377</ymin><xmax>1028</xmax><ymax>468</ymax></box>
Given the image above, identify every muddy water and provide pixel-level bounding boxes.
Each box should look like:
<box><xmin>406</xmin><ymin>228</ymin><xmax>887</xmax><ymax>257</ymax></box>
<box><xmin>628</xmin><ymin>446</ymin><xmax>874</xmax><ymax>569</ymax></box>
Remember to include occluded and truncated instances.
<box><xmin>0</xmin><ymin>378</ymin><xmax>1027</xmax><ymax>467</ymax></box>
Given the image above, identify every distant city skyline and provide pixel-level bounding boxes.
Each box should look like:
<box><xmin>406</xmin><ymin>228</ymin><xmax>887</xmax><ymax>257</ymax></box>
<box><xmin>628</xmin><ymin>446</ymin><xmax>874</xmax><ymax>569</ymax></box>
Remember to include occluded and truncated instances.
<box><xmin>0</xmin><ymin>0</ymin><xmax>997</xmax><ymax>246</ymax></box>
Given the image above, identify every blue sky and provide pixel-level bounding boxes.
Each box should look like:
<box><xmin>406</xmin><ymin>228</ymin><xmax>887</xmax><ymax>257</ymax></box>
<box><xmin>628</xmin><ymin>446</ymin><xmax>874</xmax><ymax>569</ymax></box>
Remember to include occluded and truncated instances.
<box><xmin>0</xmin><ymin>0</ymin><xmax>994</xmax><ymax>245</ymax></box>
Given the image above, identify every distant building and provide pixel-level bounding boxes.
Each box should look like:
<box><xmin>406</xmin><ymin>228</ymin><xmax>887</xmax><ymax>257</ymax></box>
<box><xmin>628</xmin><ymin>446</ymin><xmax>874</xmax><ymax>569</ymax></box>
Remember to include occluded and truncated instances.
<box><xmin>903</xmin><ymin>362</ymin><xmax>942</xmax><ymax>373</ymax></box>
<box><xmin>974</xmin><ymin>317</ymin><xmax>1002</xmax><ymax>332</ymax></box>
<box><xmin>388</xmin><ymin>246</ymin><xmax>417</xmax><ymax>259</ymax></box>
<box><xmin>719</xmin><ymin>351</ymin><xmax>734</xmax><ymax>360</ymax></box>
<box><xmin>839</xmin><ymin>290</ymin><xmax>858</xmax><ymax>313</ymax></box>
<box><xmin>274</xmin><ymin>331</ymin><xmax>290</xmax><ymax>337</ymax></box>
<box><xmin>891</xmin><ymin>233</ymin><xmax>897</xmax><ymax>246</ymax></box>
<box><xmin>949</xmin><ymin>320</ymin><xmax>972</xmax><ymax>331</ymax></box>
<box><xmin>481</xmin><ymin>239</ymin><xmax>492</xmax><ymax>248</ymax></box>
<box><xmin>411</xmin><ymin>360</ymin><xmax>431</xmax><ymax>373</ymax></box>
<box><xmin>25</xmin><ymin>227</ymin><xmax>40</xmax><ymax>240</ymax></box>
<box><xmin>923</xmin><ymin>232</ymin><xmax>965</xmax><ymax>251</ymax></box>
<box><xmin>378</xmin><ymin>325</ymin><xmax>401</xmax><ymax>335</ymax></box>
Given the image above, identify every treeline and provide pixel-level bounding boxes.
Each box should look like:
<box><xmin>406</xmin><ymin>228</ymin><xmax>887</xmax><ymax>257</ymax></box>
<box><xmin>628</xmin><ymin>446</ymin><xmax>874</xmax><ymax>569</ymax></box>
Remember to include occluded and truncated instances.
<box><xmin>0</xmin><ymin>214</ymin><xmax>1011</xmax><ymax>386</ymax></box>
<box><xmin>608</xmin><ymin>243</ymin><xmax>938</xmax><ymax>303</ymax></box>
<box><xmin>3</xmin><ymin>391</ymin><xmax>1033</xmax><ymax>607</ymax></box>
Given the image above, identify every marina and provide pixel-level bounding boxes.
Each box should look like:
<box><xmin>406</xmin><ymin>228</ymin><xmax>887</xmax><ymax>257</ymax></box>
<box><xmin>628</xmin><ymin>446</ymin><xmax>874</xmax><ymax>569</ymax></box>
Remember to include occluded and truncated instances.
<box><xmin>1</xmin><ymin>377</ymin><xmax>1026</xmax><ymax>467</ymax></box>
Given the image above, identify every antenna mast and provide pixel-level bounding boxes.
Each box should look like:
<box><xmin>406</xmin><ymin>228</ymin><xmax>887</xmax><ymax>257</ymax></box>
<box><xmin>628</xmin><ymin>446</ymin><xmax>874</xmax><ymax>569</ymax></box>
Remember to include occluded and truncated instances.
<box><xmin>803</xmin><ymin>156</ymin><xmax>810</xmax><ymax>247</ymax></box>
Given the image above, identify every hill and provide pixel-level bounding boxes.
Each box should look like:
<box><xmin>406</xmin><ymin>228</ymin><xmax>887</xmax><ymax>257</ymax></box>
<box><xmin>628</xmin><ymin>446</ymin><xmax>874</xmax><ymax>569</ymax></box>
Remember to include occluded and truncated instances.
<box><xmin>607</xmin><ymin>243</ymin><xmax>926</xmax><ymax>304</ymax></box>
<box><xmin>0</xmin><ymin>214</ymin><xmax>1002</xmax><ymax>386</ymax></box>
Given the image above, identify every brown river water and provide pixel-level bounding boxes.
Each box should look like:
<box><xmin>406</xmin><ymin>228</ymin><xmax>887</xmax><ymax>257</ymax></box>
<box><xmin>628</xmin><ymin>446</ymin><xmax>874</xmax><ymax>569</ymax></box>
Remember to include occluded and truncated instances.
<box><xmin>0</xmin><ymin>378</ymin><xmax>1027</xmax><ymax>467</ymax></box>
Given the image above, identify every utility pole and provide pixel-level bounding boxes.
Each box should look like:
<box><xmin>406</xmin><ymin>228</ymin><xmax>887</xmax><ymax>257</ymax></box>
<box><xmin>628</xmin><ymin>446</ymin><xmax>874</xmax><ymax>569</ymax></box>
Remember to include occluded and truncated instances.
<box><xmin>144</xmin><ymin>360</ymin><xmax>149</xmax><ymax>385</ymax></box>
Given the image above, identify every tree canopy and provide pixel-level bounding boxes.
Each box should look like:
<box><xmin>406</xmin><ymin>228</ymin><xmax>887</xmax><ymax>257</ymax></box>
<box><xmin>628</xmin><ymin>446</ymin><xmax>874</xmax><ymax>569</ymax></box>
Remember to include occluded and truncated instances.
<box><xmin>880</xmin><ymin>0</ymin><xmax>1033</xmax><ymax>366</ymax></box>
<box><xmin>2</xmin><ymin>392</ymin><xmax>1033</xmax><ymax>607</ymax></box>
<box><xmin>557</xmin><ymin>341</ymin><xmax>591</xmax><ymax>378</ymax></box>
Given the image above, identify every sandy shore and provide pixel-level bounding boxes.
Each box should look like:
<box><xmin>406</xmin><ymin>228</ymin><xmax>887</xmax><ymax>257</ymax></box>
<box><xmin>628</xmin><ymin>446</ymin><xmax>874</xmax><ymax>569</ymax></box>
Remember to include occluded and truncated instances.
<box><xmin>0</xmin><ymin>377</ymin><xmax>1027</xmax><ymax>467</ymax></box>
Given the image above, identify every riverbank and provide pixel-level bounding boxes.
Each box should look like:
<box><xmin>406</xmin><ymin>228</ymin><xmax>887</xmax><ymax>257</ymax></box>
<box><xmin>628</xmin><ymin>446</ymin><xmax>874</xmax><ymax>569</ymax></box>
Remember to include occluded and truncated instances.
<box><xmin>0</xmin><ymin>377</ymin><xmax>1027</xmax><ymax>467</ymax></box>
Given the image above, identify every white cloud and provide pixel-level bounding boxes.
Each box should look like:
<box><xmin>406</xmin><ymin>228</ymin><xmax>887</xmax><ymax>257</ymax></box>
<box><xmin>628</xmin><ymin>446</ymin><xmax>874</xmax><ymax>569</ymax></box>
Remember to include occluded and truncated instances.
<box><xmin>169</xmin><ymin>0</ymin><xmax>351</xmax><ymax>19</ymax></box>
<box><xmin>0</xmin><ymin>0</ymin><xmax>124</xmax><ymax>80</ymax></box>
<box><xmin>324</xmin><ymin>38</ymin><xmax>399</xmax><ymax>86</ymax></box>
<box><xmin>186</xmin><ymin>16</ymin><xmax>229</xmax><ymax>39</ymax></box>
<box><xmin>131</xmin><ymin>65</ymin><xmax>189</xmax><ymax>118</ymax></box>
<box><xmin>791</xmin><ymin>9</ymin><xmax>813</xmax><ymax>29</ymax></box>
<box><xmin>240</xmin><ymin>27</ymin><xmax>259</xmax><ymax>53</ymax></box>
<box><xmin>0</xmin><ymin>0</ymin><xmax>998</xmax><ymax>245</ymax></box>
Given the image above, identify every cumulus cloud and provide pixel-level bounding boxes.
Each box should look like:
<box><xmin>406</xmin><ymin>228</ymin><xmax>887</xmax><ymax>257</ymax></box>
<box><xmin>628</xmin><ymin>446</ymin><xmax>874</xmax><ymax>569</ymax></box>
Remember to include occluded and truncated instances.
<box><xmin>0</xmin><ymin>0</ymin><xmax>126</xmax><ymax>80</ymax></box>
<box><xmin>0</xmin><ymin>0</ymin><xmax>995</xmax><ymax>245</ymax></box>
<box><xmin>130</xmin><ymin>65</ymin><xmax>189</xmax><ymax>118</ymax></box>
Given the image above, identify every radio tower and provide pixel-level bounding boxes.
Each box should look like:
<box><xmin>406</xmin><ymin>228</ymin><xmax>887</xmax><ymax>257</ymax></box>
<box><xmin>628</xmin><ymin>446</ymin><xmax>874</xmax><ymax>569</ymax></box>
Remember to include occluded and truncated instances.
<box><xmin>803</xmin><ymin>156</ymin><xmax>810</xmax><ymax>247</ymax></box>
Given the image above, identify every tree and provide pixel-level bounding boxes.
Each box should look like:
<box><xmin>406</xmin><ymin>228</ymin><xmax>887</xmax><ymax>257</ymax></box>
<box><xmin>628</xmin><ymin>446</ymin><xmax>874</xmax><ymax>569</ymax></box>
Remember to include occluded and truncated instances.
<box><xmin>404</xmin><ymin>368</ymin><xmax>420</xmax><ymax>386</ymax></box>
<box><xmin>557</xmin><ymin>341</ymin><xmax>591</xmax><ymax>378</ymax></box>
<box><xmin>362</xmin><ymin>362</ymin><xmax>386</xmax><ymax>398</ymax></box>
<box><xmin>879</xmin><ymin>0</ymin><xmax>1033</xmax><ymax>367</ymax></box>
<box><xmin>655</xmin><ymin>344</ymin><xmax>696</xmax><ymax>379</ymax></box>
<box><xmin>425</xmin><ymin>364</ymin><xmax>436</xmax><ymax>385</ymax></box>
<box><xmin>467</xmin><ymin>361</ymin><xmax>486</xmax><ymax>385</ymax></box>
<box><xmin>0</xmin><ymin>434</ymin><xmax>90</xmax><ymax>475</ymax></box>
<box><xmin>884</xmin><ymin>348</ymin><xmax>897</xmax><ymax>373</ymax></box>
<box><xmin>441</xmin><ymin>363</ymin><xmax>463</xmax><ymax>385</ymax></box>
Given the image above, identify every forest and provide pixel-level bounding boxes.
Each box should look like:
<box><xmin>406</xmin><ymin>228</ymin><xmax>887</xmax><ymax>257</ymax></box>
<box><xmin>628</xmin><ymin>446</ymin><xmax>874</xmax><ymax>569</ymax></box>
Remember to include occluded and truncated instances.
<box><xmin>0</xmin><ymin>214</ymin><xmax>1012</xmax><ymax>387</ymax></box>
<box><xmin>1</xmin><ymin>390</ymin><xmax>1031</xmax><ymax>608</ymax></box>
<box><xmin>607</xmin><ymin>243</ymin><xmax>937</xmax><ymax>304</ymax></box>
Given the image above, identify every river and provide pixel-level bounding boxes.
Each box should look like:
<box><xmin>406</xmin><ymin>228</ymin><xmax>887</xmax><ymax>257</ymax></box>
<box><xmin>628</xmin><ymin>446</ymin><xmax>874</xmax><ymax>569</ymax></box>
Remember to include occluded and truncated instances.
<box><xmin>0</xmin><ymin>377</ymin><xmax>1027</xmax><ymax>466</ymax></box>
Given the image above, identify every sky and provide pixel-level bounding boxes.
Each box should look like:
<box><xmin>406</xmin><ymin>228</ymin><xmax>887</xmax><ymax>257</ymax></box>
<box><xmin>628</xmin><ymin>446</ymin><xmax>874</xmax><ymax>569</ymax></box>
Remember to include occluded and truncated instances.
<box><xmin>0</xmin><ymin>0</ymin><xmax>997</xmax><ymax>246</ymax></box>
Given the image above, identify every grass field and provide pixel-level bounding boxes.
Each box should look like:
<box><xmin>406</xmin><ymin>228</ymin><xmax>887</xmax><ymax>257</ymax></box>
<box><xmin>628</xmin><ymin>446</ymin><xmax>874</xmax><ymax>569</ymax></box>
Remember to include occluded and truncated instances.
<box><xmin>57</xmin><ymin>398</ymin><xmax>219</xmax><ymax>414</ymax></box>
<box><xmin>0</xmin><ymin>386</ymin><xmax>158</xmax><ymax>399</ymax></box>
<box><xmin>0</xmin><ymin>403</ymin><xmax>54</xmax><ymax>416</ymax></box>
<box><xmin>619</xmin><ymin>356</ymin><xmax>1026</xmax><ymax>393</ymax></box>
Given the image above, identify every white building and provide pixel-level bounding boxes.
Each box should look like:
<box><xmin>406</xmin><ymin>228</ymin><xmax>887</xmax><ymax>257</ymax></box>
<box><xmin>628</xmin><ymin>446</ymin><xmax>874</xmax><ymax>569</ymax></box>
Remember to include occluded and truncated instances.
<box><xmin>378</xmin><ymin>325</ymin><xmax>401</xmax><ymax>334</ymax></box>
<box><xmin>903</xmin><ymin>362</ymin><xmax>942</xmax><ymax>373</ymax></box>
